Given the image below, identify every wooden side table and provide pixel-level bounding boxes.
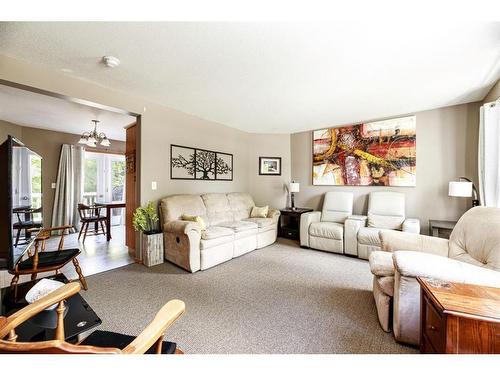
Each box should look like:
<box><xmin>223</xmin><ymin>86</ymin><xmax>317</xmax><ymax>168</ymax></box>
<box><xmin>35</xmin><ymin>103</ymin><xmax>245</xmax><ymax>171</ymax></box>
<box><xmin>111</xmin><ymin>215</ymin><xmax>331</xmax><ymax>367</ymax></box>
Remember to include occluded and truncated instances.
<box><xmin>428</xmin><ymin>220</ymin><xmax>457</xmax><ymax>238</ymax></box>
<box><xmin>278</xmin><ymin>208</ymin><xmax>313</xmax><ymax>241</ymax></box>
<box><xmin>418</xmin><ymin>277</ymin><xmax>500</xmax><ymax>354</ymax></box>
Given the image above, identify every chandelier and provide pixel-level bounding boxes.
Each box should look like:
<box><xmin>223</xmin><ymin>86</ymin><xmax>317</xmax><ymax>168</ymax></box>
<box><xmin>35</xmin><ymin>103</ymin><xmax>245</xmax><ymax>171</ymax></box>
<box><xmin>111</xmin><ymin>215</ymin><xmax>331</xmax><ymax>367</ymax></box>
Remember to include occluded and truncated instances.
<box><xmin>78</xmin><ymin>120</ymin><xmax>111</xmax><ymax>147</ymax></box>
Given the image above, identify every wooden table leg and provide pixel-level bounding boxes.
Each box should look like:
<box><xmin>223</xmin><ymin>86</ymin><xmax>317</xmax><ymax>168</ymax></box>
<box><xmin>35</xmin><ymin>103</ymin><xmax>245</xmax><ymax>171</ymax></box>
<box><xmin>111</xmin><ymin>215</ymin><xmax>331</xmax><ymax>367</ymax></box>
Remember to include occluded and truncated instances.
<box><xmin>106</xmin><ymin>206</ymin><xmax>112</xmax><ymax>241</ymax></box>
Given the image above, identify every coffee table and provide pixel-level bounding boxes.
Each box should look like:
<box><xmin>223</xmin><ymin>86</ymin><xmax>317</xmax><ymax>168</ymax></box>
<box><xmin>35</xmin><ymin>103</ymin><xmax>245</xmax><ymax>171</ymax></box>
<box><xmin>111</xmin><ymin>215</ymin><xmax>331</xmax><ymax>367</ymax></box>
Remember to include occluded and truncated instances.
<box><xmin>0</xmin><ymin>274</ymin><xmax>101</xmax><ymax>343</ymax></box>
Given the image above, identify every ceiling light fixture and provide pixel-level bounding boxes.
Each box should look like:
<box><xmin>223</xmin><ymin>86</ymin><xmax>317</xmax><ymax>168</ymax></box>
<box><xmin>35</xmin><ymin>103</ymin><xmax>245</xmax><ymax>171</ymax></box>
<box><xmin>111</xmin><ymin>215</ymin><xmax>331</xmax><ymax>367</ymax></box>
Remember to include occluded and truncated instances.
<box><xmin>78</xmin><ymin>120</ymin><xmax>111</xmax><ymax>148</ymax></box>
<box><xmin>102</xmin><ymin>55</ymin><xmax>120</xmax><ymax>68</ymax></box>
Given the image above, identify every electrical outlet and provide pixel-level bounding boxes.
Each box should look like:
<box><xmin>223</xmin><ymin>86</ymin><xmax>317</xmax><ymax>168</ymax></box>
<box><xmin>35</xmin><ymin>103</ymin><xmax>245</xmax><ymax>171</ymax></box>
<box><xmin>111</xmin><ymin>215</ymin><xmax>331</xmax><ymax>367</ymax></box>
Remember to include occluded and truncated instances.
<box><xmin>51</xmin><ymin>183</ymin><xmax>56</xmax><ymax>189</ymax></box>
<box><xmin>151</xmin><ymin>181</ymin><xmax>157</xmax><ymax>190</ymax></box>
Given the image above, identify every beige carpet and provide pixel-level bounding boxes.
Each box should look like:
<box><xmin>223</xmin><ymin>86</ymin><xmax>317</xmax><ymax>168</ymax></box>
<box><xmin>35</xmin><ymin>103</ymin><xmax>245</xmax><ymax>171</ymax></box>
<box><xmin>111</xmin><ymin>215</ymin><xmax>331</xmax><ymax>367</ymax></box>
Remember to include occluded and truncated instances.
<box><xmin>81</xmin><ymin>239</ymin><xmax>417</xmax><ymax>354</ymax></box>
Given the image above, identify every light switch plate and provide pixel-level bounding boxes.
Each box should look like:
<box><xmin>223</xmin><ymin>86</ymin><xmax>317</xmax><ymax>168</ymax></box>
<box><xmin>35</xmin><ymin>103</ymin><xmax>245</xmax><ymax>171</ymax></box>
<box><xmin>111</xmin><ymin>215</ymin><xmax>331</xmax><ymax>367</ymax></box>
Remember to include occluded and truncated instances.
<box><xmin>51</xmin><ymin>183</ymin><xmax>56</xmax><ymax>189</ymax></box>
<box><xmin>151</xmin><ymin>181</ymin><xmax>157</xmax><ymax>190</ymax></box>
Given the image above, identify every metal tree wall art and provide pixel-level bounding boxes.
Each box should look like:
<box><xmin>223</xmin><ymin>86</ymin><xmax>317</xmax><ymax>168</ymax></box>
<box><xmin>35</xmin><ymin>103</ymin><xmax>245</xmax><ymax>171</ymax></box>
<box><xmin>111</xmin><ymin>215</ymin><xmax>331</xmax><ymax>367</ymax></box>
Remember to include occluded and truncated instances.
<box><xmin>170</xmin><ymin>145</ymin><xmax>233</xmax><ymax>181</ymax></box>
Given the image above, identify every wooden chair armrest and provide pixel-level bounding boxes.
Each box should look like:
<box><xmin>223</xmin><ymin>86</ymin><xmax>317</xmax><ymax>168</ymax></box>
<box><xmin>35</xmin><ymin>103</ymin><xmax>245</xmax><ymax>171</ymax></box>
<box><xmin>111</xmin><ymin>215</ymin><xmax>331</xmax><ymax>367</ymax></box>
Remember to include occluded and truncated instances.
<box><xmin>38</xmin><ymin>225</ymin><xmax>73</xmax><ymax>250</ymax></box>
<box><xmin>0</xmin><ymin>283</ymin><xmax>81</xmax><ymax>338</ymax></box>
<box><xmin>122</xmin><ymin>299</ymin><xmax>185</xmax><ymax>354</ymax></box>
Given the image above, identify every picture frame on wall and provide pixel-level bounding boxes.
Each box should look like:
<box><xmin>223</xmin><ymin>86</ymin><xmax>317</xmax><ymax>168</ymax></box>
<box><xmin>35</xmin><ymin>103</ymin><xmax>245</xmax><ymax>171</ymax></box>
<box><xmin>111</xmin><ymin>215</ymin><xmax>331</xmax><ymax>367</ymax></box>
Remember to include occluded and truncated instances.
<box><xmin>259</xmin><ymin>156</ymin><xmax>282</xmax><ymax>176</ymax></box>
<box><xmin>170</xmin><ymin>144</ymin><xmax>233</xmax><ymax>181</ymax></box>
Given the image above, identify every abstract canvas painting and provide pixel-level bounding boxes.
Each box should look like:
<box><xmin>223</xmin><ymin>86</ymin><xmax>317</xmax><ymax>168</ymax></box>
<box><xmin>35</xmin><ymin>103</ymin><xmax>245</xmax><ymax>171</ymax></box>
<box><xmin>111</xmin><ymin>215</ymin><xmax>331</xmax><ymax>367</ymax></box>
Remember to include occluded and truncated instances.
<box><xmin>313</xmin><ymin>116</ymin><xmax>416</xmax><ymax>186</ymax></box>
<box><xmin>171</xmin><ymin>144</ymin><xmax>233</xmax><ymax>181</ymax></box>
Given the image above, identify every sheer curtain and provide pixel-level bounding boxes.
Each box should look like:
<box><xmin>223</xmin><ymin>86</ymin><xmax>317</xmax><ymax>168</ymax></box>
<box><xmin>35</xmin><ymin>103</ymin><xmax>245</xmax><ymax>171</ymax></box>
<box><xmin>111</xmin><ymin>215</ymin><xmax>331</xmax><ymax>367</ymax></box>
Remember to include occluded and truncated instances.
<box><xmin>51</xmin><ymin>144</ymin><xmax>84</xmax><ymax>231</ymax></box>
<box><xmin>478</xmin><ymin>99</ymin><xmax>500</xmax><ymax>207</ymax></box>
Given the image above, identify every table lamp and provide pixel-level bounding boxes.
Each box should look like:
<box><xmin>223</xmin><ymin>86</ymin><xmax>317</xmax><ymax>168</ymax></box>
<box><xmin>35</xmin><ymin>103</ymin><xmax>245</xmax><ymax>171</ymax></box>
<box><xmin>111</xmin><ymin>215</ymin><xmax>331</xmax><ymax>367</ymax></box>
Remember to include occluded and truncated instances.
<box><xmin>448</xmin><ymin>177</ymin><xmax>480</xmax><ymax>207</ymax></box>
<box><xmin>289</xmin><ymin>181</ymin><xmax>300</xmax><ymax>210</ymax></box>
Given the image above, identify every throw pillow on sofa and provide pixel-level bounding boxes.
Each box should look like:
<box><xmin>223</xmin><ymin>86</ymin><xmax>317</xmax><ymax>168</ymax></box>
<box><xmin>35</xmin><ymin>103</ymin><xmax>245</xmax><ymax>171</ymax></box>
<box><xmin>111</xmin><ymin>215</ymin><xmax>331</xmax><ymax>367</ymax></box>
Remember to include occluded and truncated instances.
<box><xmin>250</xmin><ymin>206</ymin><xmax>269</xmax><ymax>218</ymax></box>
<box><xmin>182</xmin><ymin>214</ymin><xmax>207</xmax><ymax>230</ymax></box>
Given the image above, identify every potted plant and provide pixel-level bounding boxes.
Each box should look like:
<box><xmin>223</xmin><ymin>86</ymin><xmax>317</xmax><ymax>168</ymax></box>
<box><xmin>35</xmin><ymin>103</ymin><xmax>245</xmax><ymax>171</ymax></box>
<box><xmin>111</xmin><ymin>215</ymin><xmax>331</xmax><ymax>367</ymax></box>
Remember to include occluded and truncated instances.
<box><xmin>132</xmin><ymin>201</ymin><xmax>163</xmax><ymax>267</ymax></box>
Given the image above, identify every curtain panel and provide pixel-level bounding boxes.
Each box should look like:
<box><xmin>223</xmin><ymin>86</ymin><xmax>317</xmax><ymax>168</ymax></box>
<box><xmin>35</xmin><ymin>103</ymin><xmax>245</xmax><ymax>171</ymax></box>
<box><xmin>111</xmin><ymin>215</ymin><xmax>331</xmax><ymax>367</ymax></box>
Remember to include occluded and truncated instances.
<box><xmin>478</xmin><ymin>99</ymin><xmax>500</xmax><ymax>207</ymax></box>
<box><xmin>51</xmin><ymin>144</ymin><xmax>84</xmax><ymax>231</ymax></box>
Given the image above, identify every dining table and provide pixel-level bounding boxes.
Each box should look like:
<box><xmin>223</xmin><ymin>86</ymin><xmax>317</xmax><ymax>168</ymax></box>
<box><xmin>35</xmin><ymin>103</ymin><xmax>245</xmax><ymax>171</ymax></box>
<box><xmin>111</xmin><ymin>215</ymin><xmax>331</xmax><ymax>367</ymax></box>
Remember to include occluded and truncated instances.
<box><xmin>94</xmin><ymin>201</ymin><xmax>126</xmax><ymax>241</ymax></box>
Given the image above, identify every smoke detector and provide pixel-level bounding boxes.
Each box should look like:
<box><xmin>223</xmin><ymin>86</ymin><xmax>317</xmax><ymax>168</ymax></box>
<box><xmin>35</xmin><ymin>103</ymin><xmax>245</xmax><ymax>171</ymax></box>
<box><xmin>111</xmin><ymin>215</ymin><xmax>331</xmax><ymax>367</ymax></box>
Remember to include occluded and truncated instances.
<box><xmin>102</xmin><ymin>56</ymin><xmax>120</xmax><ymax>68</ymax></box>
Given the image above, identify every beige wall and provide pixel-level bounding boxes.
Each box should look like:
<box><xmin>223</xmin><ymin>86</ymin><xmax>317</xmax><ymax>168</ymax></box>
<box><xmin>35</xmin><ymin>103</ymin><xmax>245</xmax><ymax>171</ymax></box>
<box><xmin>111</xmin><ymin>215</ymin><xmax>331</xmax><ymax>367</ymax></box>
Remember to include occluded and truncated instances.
<box><xmin>483</xmin><ymin>78</ymin><xmax>500</xmax><ymax>103</ymax></box>
<box><xmin>0</xmin><ymin>55</ymin><xmax>291</xmax><ymax>213</ymax></box>
<box><xmin>247</xmin><ymin>133</ymin><xmax>291</xmax><ymax>208</ymax></box>
<box><xmin>290</xmin><ymin>102</ymin><xmax>481</xmax><ymax>233</ymax></box>
<box><xmin>0</xmin><ymin>120</ymin><xmax>125</xmax><ymax>226</ymax></box>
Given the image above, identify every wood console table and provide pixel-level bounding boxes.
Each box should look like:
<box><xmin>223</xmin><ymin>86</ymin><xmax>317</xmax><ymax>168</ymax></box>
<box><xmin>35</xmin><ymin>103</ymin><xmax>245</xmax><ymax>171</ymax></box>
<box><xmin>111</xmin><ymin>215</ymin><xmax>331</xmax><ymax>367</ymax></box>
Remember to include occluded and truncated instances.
<box><xmin>418</xmin><ymin>277</ymin><xmax>500</xmax><ymax>354</ymax></box>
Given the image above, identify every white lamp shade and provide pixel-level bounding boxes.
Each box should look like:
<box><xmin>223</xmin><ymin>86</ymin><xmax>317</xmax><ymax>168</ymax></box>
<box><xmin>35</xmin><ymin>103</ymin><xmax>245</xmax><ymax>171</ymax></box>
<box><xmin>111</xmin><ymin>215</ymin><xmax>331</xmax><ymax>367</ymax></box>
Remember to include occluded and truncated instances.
<box><xmin>100</xmin><ymin>138</ymin><xmax>111</xmax><ymax>147</ymax></box>
<box><xmin>448</xmin><ymin>181</ymin><xmax>472</xmax><ymax>197</ymax></box>
<box><xmin>78</xmin><ymin>136</ymin><xmax>88</xmax><ymax>144</ymax></box>
<box><xmin>289</xmin><ymin>182</ymin><xmax>300</xmax><ymax>193</ymax></box>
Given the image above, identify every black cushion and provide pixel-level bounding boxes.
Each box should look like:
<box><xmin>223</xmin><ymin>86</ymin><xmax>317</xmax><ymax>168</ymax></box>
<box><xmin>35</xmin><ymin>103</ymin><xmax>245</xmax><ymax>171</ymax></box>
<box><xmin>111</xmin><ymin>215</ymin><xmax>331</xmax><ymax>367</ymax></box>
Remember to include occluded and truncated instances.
<box><xmin>18</xmin><ymin>248</ymin><xmax>80</xmax><ymax>270</ymax></box>
<box><xmin>81</xmin><ymin>330</ymin><xmax>177</xmax><ymax>354</ymax></box>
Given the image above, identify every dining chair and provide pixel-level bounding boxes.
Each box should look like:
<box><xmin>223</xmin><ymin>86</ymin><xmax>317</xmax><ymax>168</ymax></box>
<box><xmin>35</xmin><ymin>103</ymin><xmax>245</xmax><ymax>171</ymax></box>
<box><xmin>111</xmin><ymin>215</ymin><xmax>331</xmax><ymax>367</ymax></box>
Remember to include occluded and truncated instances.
<box><xmin>0</xmin><ymin>283</ymin><xmax>185</xmax><ymax>354</ymax></box>
<box><xmin>77</xmin><ymin>203</ymin><xmax>107</xmax><ymax>243</ymax></box>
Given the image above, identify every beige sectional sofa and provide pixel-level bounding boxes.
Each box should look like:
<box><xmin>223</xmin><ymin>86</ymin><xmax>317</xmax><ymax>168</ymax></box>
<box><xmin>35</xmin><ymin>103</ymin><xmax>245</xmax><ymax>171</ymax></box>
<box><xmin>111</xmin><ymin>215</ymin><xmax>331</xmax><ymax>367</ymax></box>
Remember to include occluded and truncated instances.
<box><xmin>160</xmin><ymin>192</ymin><xmax>280</xmax><ymax>272</ymax></box>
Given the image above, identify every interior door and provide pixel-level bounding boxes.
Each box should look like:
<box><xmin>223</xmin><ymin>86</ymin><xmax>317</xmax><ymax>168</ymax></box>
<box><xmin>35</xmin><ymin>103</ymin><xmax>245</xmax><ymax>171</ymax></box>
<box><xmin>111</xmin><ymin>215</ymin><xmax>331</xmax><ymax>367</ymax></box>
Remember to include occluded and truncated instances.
<box><xmin>125</xmin><ymin>123</ymin><xmax>137</xmax><ymax>252</ymax></box>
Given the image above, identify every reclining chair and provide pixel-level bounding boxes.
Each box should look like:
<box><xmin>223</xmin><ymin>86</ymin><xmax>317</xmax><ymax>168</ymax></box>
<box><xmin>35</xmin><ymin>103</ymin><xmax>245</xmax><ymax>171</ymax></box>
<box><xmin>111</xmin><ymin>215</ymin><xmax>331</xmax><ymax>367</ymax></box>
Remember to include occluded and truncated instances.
<box><xmin>300</xmin><ymin>192</ymin><xmax>353</xmax><ymax>254</ymax></box>
<box><xmin>344</xmin><ymin>192</ymin><xmax>420</xmax><ymax>260</ymax></box>
<box><xmin>369</xmin><ymin>206</ymin><xmax>500</xmax><ymax>345</ymax></box>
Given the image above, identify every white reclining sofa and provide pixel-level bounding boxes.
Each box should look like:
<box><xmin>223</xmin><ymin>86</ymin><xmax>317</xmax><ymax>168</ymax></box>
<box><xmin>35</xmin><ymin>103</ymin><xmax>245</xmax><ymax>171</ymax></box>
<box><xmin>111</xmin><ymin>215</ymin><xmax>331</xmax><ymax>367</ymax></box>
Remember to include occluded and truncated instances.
<box><xmin>369</xmin><ymin>207</ymin><xmax>500</xmax><ymax>345</ymax></box>
<box><xmin>344</xmin><ymin>192</ymin><xmax>420</xmax><ymax>260</ymax></box>
<box><xmin>300</xmin><ymin>192</ymin><xmax>353</xmax><ymax>254</ymax></box>
<box><xmin>160</xmin><ymin>192</ymin><xmax>280</xmax><ymax>272</ymax></box>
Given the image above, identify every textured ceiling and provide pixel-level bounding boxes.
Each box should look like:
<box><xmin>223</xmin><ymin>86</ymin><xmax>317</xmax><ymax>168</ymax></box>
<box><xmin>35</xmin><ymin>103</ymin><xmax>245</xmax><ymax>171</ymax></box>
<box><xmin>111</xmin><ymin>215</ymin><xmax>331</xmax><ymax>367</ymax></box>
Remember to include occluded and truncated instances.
<box><xmin>0</xmin><ymin>84</ymin><xmax>135</xmax><ymax>141</ymax></box>
<box><xmin>0</xmin><ymin>22</ymin><xmax>499</xmax><ymax>133</ymax></box>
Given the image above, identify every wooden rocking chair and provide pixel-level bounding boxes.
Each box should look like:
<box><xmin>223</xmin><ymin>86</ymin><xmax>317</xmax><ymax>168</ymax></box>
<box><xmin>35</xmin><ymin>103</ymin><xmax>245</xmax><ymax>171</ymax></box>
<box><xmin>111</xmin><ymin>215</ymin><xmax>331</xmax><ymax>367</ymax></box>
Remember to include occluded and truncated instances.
<box><xmin>9</xmin><ymin>225</ymin><xmax>87</xmax><ymax>291</ymax></box>
<box><xmin>0</xmin><ymin>283</ymin><xmax>185</xmax><ymax>354</ymax></box>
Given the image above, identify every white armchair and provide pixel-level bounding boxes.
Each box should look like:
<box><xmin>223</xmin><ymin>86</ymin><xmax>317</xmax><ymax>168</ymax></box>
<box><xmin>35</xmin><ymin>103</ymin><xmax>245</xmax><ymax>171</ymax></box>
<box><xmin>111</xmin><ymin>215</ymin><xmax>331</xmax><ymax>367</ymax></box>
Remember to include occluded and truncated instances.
<box><xmin>369</xmin><ymin>206</ymin><xmax>500</xmax><ymax>345</ymax></box>
<box><xmin>300</xmin><ymin>192</ymin><xmax>353</xmax><ymax>254</ymax></box>
<box><xmin>344</xmin><ymin>192</ymin><xmax>420</xmax><ymax>260</ymax></box>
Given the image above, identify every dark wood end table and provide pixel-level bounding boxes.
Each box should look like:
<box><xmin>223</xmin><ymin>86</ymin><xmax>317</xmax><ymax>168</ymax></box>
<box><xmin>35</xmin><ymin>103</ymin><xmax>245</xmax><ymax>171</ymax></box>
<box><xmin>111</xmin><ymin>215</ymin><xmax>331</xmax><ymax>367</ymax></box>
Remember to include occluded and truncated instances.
<box><xmin>278</xmin><ymin>207</ymin><xmax>313</xmax><ymax>241</ymax></box>
<box><xmin>417</xmin><ymin>277</ymin><xmax>500</xmax><ymax>354</ymax></box>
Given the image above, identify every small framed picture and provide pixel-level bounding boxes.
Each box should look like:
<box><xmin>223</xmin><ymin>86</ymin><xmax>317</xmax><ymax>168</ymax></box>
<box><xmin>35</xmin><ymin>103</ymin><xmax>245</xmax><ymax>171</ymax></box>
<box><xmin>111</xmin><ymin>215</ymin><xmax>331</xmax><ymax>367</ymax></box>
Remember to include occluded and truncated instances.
<box><xmin>259</xmin><ymin>157</ymin><xmax>282</xmax><ymax>176</ymax></box>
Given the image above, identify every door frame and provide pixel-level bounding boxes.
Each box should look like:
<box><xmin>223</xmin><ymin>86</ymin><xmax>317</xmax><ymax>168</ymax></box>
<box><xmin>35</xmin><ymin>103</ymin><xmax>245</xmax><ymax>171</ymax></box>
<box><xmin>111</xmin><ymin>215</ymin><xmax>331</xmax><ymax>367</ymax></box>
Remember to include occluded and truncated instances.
<box><xmin>0</xmin><ymin>79</ymin><xmax>142</xmax><ymax>258</ymax></box>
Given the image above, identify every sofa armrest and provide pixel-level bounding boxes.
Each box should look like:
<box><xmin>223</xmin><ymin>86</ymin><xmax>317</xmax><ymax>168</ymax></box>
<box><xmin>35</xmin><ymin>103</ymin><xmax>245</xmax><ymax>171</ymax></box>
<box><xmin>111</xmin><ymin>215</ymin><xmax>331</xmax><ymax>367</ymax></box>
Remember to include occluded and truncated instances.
<box><xmin>369</xmin><ymin>251</ymin><xmax>394</xmax><ymax>277</ymax></box>
<box><xmin>300</xmin><ymin>211</ymin><xmax>321</xmax><ymax>247</ymax></box>
<box><xmin>379</xmin><ymin>230</ymin><xmax>449</xmax><ymax>257</ymax></box>
<box><xmin>402</xmin><ymin>218</ymin><xmax>420</xmax><ymax>234</ymax></box>
<box><xmin>163</xmin><ymin>220</ymin><xmax>202</xmax><ymax>273</ymax></box>
<box><xmin>344</xmin><ymin>215</ymin><xmax>367</xmax><ymax>256</ymax></box>
<box><xmin>164</xmin><ymin>220</ymin><xmax>201</xmax><ymax>235</ymax></box>
<box><xmin>393</xmin><ymin>251</ymin><xmax>500</xmax><ymax>288</ymax></box>
<box><xmin>267</xmin><ymin>208</ymin><xmax>280</xmax><ymax>222</ymax></box>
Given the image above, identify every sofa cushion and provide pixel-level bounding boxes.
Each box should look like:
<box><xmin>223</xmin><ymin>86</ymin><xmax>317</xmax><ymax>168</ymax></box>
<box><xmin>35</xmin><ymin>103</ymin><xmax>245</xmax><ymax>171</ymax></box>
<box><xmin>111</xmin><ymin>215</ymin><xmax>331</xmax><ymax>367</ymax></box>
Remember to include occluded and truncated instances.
<box><xmin>227</xmin><ymin>193</ymin><xmax>255</xmax><ymax>221</ymax></box>
<box><xmin>201</xmin><ymin>226</ymin><xmax>234</xmax><ymax>240</ymax></box>
<box><xmin>201</xmin><ymin>193</ymin><xmax>234</xmax><ymax>226</ymax></box>
<box><xmin>200</xmin><ymin>235</ymin><xmax>234</xmax><ymax>250</ymax></box>
<box><xmin>369</xmin><ymin>251</ymin><xmax>395</xmax><ymax>277</ymax></box>
<box><xmin>243</xmin><ymin>217</ymin><xmax>275</xmax><ymax>228</ymax></box>
<box><xmin>376</xmin><ymin>276</ymin><xmax>395</xmax><ymax>297</ymax></box>
<box><xmin>218</xmin><ymin>220</ymin><xmax>258</xmax><ymax>232</ymax></box>
<box><xmin>448</xmin><ymin>206</ymin><xmax>500</xmax><ymax>271</ymax></box>
<box><xmin>321</xmin><ymin>191</ymin><xmax>353</xmax><ymax>223</ymax></box>
<box><xmin>358</xmin><ymin>227</ymin><xmax>382</xmax><ymax>246</ymax></box>
<box><xmin>309</xmin><ymin>221</ymin><xmax>344</xmax><ymax>240</ymax></box>
<box><xmin>160</xmin><ymin>194</ymin><xmax>208</xmax><ymax>223</ymax></box>
<box><xmin>368</xmin><ymin>214</ymin><xmax>404</xmax><ymax>230</ymax></box>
